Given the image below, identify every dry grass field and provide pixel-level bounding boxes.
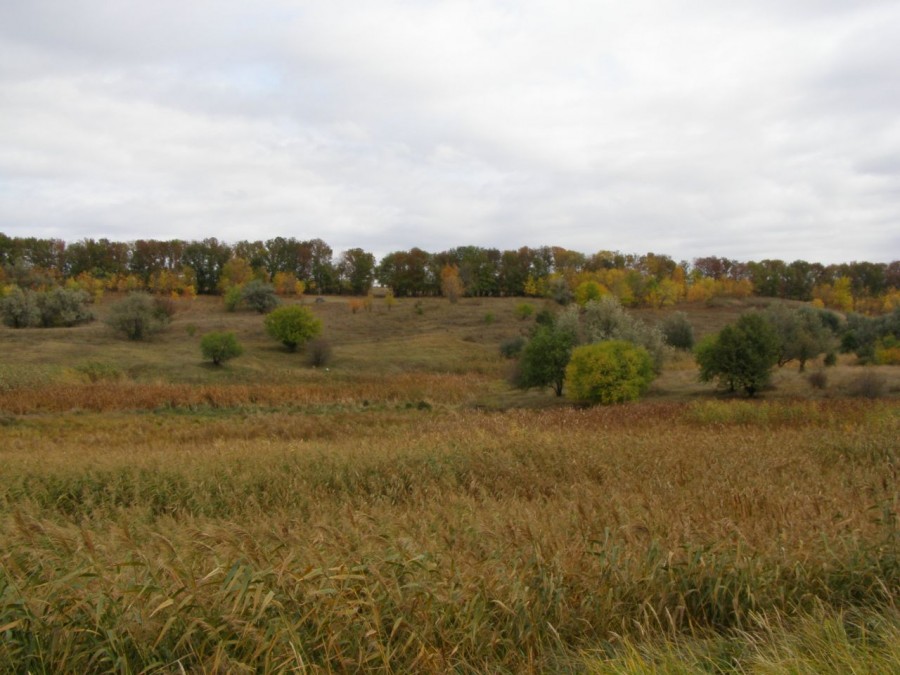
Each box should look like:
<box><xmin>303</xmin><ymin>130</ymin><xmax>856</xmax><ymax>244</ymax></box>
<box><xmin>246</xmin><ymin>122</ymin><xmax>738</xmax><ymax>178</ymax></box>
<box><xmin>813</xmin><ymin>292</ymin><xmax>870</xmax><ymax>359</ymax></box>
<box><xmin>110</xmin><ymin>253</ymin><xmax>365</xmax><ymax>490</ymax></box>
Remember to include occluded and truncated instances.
<box><xmin>1</xmin><ymin>294</ymin><xmax>898</xmax><ymax>672</ymax></box>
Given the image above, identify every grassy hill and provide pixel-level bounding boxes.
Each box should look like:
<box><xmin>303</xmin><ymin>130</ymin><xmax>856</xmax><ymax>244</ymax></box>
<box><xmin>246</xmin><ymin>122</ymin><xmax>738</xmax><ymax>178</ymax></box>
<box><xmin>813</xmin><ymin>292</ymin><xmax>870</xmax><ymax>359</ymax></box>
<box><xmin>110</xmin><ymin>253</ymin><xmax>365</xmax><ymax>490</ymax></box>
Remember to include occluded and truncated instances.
<box><xmin>1</xmin><ymin>293</ymin><xmax>898</xmax><ymax>672</ymax></box>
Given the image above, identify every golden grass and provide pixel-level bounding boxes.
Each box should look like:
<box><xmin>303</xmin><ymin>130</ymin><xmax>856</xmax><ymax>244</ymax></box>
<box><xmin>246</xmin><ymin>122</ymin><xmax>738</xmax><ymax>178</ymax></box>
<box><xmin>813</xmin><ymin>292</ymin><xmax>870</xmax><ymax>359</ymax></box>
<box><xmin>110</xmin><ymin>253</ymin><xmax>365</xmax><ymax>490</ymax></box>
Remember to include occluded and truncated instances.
<box><xmin>1</xmin><ymin>400</ymin><xmax>897</xmax><ymax>672</ymax></box>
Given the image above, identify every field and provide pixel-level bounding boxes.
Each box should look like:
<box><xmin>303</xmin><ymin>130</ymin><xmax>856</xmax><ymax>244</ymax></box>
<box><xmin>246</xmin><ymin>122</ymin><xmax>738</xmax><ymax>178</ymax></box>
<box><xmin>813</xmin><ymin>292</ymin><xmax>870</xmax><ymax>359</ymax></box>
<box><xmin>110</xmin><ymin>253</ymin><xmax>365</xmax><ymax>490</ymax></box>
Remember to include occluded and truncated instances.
<box><xmin>1</xmin><ymin>294</ymin><xmax>898</xmax><ymax>673</ymax></box>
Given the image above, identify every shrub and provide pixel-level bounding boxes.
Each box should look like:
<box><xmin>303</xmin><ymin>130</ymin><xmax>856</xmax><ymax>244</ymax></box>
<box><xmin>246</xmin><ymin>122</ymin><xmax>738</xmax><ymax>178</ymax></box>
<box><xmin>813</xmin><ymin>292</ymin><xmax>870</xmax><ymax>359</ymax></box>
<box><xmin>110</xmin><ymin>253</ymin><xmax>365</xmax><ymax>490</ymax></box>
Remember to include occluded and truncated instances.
<box><xmin>661</xmin><ymin>311</ymin><xmax>694</xmax><ymax>350</ymax></box>
<box><xmin>696</xmin><ymin>313</ymin><xmax>779</xmax><ymax>396</ymax></box>
<box><xmin>0</xmin><ymin>288</ymin><xmax>39</xmax><ymax>328</ymax></box>
<box><xmin>807</xmin><ymin>370</ymin><xmax>828</xmax><ymax>390</ymax></box>
<box><xmin>240</xmin><ymin>280</ymin><xmax>279</xmax><ymax>313</ymax></box>
<box><xmin>873</xmin><ymin>336</ymin><xmax>900</xmax><ymax>365</ymax></box>
<box><xmin>848</xmin><ymin>370</ymin><xmax>886</xmax><ymax>399</ymax></box>
<box><xmin>484</xmin><ymin>312</ymin><xmax>495</xmax><ymax>325</ymax></box>
<box><xmin>152</xmin><ymin>296</ymin><xmax>177</xmax><ymax>321</ymax></box>
<box><xmin>106</xmin><ymin>293</ymin><xmax>170</xmax><ymax>340</ymax></box>
<box><xmin>581</xmin><ymin>297</ymin><xmax>666</xmax><ymax>371</ymax></box>
<box><xmin>535</xmin><ymin>308</ymin><xmax>555</xmax><ymax>326</ymax></box>
<box><xmin>223</xmin><ymin>285</ymin><xmax>243</xmax><ymax>312</ymax></box>
<box><xmin>548</xmin><ymin>276</ymin><xmax>573</xmax><ymax>305</ymax></box>
<box><xmin>565</xmin><ymin>340</ymin><xmax>655</xmax><ymax>405</ymax></box>
<box><xmin>514</xmin><ymin>303</ymin><xmax>535</xmax><ymax>320</ymax></box>
<box><xmin>264</xmin><ymin>305</ymin><xmax>322</xmax><ymax>352</ymax></box>
<box><xmin>0</xmin><ymin>287</ymin><xmax>93</xmax><ymax>328</ymax></box>
<box><xmin>35</xmin><ymin>288</ymin><xmax>94</xmax><ymax>327</ymax></box>
<box><xmin>499</xmin><ymin>336</ymin><xmax>526</xmax><ymax>359</ymax></box>
<box><xmin>200</xmin><ymin>332</ymin><xmax>243</xmax><ymax>366</ymax></box>
<box><xmin>306</xmin><ymin>338</ymin><xmax>333</xmax><ymax>367</ymax></box>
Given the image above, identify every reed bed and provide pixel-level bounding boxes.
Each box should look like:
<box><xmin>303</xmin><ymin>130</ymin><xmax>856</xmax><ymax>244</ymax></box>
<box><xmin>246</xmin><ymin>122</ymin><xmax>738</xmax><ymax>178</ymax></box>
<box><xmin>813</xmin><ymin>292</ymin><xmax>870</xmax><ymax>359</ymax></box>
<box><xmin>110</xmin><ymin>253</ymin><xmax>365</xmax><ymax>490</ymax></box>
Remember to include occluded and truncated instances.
<box><xmin>1</xmin><ymin>401</ymin><xmax>897</xmax><ymax>672</ymax></box>
<box><xmin>0</xmin><ymin>372</ymin><xmax>490</xmax><ymax>414</ymax></box>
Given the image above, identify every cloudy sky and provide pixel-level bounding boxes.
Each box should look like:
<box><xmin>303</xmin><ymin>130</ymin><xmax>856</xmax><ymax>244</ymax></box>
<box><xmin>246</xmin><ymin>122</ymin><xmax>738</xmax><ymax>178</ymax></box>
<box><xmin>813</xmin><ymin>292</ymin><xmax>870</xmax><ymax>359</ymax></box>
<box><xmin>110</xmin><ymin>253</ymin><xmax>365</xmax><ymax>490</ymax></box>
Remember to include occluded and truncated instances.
<box><xmin>1</xmin><ymin>1</ymin><xmax>898</xmax><ymax>264</ymax></box>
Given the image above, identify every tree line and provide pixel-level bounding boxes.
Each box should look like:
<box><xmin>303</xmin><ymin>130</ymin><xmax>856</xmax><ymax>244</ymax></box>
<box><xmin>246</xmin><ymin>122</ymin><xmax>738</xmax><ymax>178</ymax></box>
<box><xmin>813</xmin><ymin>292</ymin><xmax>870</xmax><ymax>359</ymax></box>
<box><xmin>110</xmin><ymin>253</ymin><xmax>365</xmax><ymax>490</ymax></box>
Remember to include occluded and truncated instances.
<box><xmin>1</xmin><ymin>233</ymin><xmax>898</xmax><ymax>312</ymax></box>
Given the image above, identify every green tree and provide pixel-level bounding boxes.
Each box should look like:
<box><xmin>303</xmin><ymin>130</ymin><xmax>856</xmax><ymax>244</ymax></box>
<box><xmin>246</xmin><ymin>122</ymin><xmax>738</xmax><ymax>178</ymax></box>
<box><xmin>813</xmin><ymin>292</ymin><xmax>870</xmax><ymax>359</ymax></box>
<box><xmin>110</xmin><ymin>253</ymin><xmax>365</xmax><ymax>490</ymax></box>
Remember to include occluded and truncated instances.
<box><xmin>763</xmin><ymin>304</ymin><xmax>833</xmax><ymax>371</ymax></box>
<box><xmin>513</xmin><ymin>322</ymin><xmax>577</xmax><ymax>396</ymax></box>
<box><xmin>264</xmin><ymin>305</ymin><xmax>322</xmax><ymax>352</ymax></box>
<box><xmin>696</xmin><ymin>313</ymin><xmax>779</xmax><ymax>396</ymax></box>
<box><xmin>200</xmin><ymin>332</ymin><xmax>243</xmax><ymax>365</ymax></box>
<box><xmin>105</xmin><ymin>293</ymin><xmax>170</xmax><ymax>340</ymax></box>
<box><xmin>566</xmin><ymin>340</ymin><xmax>654</xmax><ymax>405</ymax></box>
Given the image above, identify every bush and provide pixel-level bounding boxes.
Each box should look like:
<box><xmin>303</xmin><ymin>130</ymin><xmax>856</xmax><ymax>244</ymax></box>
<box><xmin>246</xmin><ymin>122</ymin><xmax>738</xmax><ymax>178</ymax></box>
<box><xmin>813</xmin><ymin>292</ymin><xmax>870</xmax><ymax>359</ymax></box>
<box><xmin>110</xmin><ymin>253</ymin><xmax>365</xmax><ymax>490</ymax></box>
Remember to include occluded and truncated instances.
<box><xmin>106</xmin><ymin>293</ymin><xmax>170</xmax><ymax>340</ymax></box>
<box><xmin>241</xmin><ymin>280</ymin><xmax>279</xmax><ymax>314</ymax></box>
<box><xmin>152</xmin><ymin>296</ymin><xmax>178</xmax><ymax>321</ymax></box>
<box><xmin>499</xmin><ymin>336</ymin><xmax>526</xmax><ymax>359</ymax></box>
<box><xmin>848</xmin><ymin>370</ymin><xmax>886</xmax><ymax>399</ymax></box>
<box><xmin>306</xmin><ymin>338</ymin><xmax>333</xmax><ymax>367</ymax></box>
<box><xmin>807</xmin><ymin>370</ymin><xmax>828</xmax><ymax>390</ymax></box>
<box><xmin>223</xmin><ymin>285</ymin><xmax>242</xmax><ymax>312</ymax></box>
<box><xmin>514</xmin><ymin>303</ymin><xmax>535</xmax><ymax>320</ymax></box>
<box><xmin>661</xmin><ymin>311</ymin><xmax>694</xmax><ymax>350</ymax></box>
<box><xmin>35</xmin><ymin>288</ymin><xmax>94</xmax><ymax>327</ymax></box>
<box><xmin>264</xmin><ymin>305</ymin><xmax>322</xmax><ymax>352</ymax></box>
<box><xmin>0</xmin><ymin>287</ymin><xmax>93</xmax><ymax>328</ymax></box>
<box><xmin>581</xmin><ymin>297</ymin><xmax>666</xmax><ymax>371</ymax></box>
<box><xmin>565</xmin><ymin>340</ymin><xmax>655</xmax><ymax>405</ymax></box>
<box><xmin>0</xmin><ymin>288</ymin><xmax>39</xmax><ymax>327</ymax></box>
<box><xmin>200</xmin><ymin>332</ymin><xmax>243</xmax><ymax>366</ymax></box>
<box><xmin>696</xmin><ymin>313</ymin><xmax>779</xmax><ymax>396</ymax></box>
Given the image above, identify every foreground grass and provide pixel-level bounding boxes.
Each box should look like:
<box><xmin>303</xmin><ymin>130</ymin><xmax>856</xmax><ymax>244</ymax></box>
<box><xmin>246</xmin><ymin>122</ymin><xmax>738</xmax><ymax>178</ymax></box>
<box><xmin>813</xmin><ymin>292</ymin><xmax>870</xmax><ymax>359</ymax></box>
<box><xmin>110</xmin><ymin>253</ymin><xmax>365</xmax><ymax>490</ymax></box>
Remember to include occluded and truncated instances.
<box><xmin>1</xmin><ymin>399</ymin><xmax>897</xmax><ymax>672</ymax></box>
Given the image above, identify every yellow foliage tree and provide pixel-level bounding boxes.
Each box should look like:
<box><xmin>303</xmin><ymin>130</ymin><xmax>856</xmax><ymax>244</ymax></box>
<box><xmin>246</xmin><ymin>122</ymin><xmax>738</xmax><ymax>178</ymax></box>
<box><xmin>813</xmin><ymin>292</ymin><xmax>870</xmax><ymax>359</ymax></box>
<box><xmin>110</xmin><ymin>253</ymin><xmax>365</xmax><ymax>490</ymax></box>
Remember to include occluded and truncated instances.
<box><xmin>440</xmin><ymin>265</ymin><xmax>465</xmax><ymax>303</ymax></box>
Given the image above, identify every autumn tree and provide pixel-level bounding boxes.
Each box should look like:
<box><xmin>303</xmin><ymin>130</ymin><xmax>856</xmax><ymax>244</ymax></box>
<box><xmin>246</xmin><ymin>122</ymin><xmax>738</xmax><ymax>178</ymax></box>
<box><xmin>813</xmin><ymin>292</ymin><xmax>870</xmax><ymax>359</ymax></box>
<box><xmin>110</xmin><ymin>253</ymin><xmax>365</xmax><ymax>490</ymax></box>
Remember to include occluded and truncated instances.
<box><xmin>565</xmin><ymin>340</ymin><xmax>655</xmax><ymax>405</ymax></box>
<box><xmin>440</xmin><ymin>265</ymin><xmax>465</xmax><ymax>303</ymax></box>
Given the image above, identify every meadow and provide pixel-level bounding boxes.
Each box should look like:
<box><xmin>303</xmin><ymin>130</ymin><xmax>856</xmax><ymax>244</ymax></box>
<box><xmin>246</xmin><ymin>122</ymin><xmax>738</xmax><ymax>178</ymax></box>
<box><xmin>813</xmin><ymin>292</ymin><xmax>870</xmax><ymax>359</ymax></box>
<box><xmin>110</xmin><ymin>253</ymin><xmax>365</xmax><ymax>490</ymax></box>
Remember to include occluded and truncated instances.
<box><xmin>1</xmin><ymin>294</ymin><xmax>898</xmax><ymax>673</ymax></box>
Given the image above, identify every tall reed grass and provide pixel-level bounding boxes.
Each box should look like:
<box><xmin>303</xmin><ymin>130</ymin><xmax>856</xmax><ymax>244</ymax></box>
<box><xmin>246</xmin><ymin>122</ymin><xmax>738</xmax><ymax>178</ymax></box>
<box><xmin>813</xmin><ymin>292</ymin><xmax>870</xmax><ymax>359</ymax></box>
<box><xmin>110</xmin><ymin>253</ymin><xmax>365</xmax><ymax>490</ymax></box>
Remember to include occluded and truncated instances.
<box><xmin>1</xmin><ymin>401</ymin><xmax>897</xmax><ymax>672</ymax></box>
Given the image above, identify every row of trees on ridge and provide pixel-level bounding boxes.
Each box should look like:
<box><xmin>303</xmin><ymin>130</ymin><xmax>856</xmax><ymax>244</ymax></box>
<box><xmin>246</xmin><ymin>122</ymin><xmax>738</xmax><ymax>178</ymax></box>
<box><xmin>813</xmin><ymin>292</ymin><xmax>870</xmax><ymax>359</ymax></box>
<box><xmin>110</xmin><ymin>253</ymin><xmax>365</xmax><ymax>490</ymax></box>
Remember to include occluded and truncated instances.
<box><xmin>1</xmin><ymin>233</ymin><xmax>899</xmax><ymax>313</ymax></box>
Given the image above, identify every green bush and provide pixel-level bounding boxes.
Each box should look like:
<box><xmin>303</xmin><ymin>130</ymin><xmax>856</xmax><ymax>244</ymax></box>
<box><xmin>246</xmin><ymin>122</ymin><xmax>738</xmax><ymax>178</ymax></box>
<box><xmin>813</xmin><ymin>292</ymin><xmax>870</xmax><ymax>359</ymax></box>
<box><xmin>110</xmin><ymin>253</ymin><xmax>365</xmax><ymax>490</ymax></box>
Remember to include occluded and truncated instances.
<box><xmin>264</xmin><ymin>305</ymin><xmax>322</xmax><ymax>352</ymax></box>
<box><xmin>0</xmin><ymin>287</ymin><xmax>92</xmax><ymax>328</ymax></box>
<box><xmin>513</xmin><ymin>303</ymin><xmax>535</xmax><ymax>320</ymax></box>
<box><xmin>223</xmin><ymin>285</ymin><xmax>243</xmax><ymax>312</ymax></box>
<box><xmin>661</xmin><ymin>311</ymin><xmax>694</xmax><ymax>350</ymax></box>
<box><xmin>105</xmin><ymin>293</ymin><xmax>170</xmax><ymax>340</ymax></box>
<box><xmin>0</xmin><ymin>288</ymin><xmax>39</xmax><ymax>327</ymax></box>
<box><xmin>240</xmin><ymin>280</ymin><xmax>279</xmax><ymax>313</ymax></box>
<box><xmin>200</xmin><ymin>332</ymin><xmax>243</xmax><ymax>366</ymax></box>
<box><xmin>499</xmin><ymin>336</ymin><xmax>526</xmax><ymax>359</ymax></box>
<box><xmin>35</xmin><ymin>288</ymin><xmax>93</xmax><ymax>327</ymax></box>
<box><xmin>565</xmin><ymin>340</ymin><xmax>655</xmax><ymax>405</ymax></box>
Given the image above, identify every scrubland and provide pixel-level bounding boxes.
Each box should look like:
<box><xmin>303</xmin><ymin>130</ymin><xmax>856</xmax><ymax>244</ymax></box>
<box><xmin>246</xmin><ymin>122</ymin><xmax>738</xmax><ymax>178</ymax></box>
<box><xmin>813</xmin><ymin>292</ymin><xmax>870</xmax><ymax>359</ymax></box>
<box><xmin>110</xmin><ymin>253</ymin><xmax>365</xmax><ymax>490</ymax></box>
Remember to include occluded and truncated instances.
<box><xmin>1</xmin><ymin>295</ymin><xmax>898</xmax><ymax>673</ymax></box>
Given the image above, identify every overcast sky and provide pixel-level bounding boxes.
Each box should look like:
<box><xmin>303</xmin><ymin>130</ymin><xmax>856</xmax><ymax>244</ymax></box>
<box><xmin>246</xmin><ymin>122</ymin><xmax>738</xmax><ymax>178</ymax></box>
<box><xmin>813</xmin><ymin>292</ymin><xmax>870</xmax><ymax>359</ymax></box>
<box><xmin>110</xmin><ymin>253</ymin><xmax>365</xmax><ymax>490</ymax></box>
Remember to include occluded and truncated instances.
<box><xmin>1</xmin><ymin>1</ymin><xmax>898</xmax><ymax>264</ymax></box>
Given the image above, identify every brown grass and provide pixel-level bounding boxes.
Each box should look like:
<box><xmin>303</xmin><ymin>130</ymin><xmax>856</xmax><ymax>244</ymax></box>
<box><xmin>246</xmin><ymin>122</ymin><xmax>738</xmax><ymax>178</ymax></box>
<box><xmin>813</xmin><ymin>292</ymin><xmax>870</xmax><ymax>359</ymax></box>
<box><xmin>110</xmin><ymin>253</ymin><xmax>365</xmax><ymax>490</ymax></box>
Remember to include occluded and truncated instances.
<box><xmin>1</xmin><ymin>400</ymin><xmax>897</xmax><ymax>672</ymax></box>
